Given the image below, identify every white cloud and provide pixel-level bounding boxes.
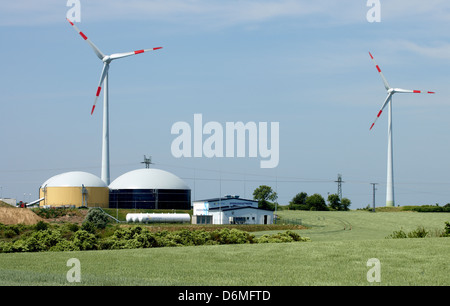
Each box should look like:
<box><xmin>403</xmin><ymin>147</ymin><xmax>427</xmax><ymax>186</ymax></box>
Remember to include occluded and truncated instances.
<box><xmin>397</xmin><ymin>41</ymin><xmax>450</xmax><ymax>60</ymax></box>
<box><xmin>1</xmin><ymin>0</ymin><xmax>450</xmax><ymax>30</ymax></box>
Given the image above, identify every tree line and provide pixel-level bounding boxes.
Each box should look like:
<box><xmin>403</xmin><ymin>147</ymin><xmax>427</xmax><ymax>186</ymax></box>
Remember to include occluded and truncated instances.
<box><xmin>252</xmin><ymin>185</ymin><xmax>351</xmax><ymax>211</ymax></box>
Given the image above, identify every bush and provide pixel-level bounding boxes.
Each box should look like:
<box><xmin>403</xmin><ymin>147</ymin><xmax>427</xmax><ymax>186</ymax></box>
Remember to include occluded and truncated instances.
<box><xmin>72</xmin><ymin>230</ymin><xmax>97</xmax><ymax>251</ymax></box>
<box><xmin>401</xmin><ymin>205</ymin><xmax>450</xmax><ymax>212</ymax></box>
<box><xmin>387</xmin><ymin>226</ymin><xmax>429</xmax><ymax>239</ymax></box>
<box><xmin>35</xmin><ymin>221</ymin><xmax>48</xmax><ymax>231</ymax></box>
<box><xmin>444</xmin><ymin>222</ymin><xmax>450</xmax><ymax>237</ymax></box>
<box><xmin>210</xmin><ymin>228</ymin><xmax>255</xmax><ymax>244</ymax></box>
<box><xmin>83</xmin><ymin>208</ymin><xmax>110</xmax><ymax>230</ymax></box>
<box><xmin>81</xmin><ymin>221</ymin><xmax>97</xmax><ymax>234</ymax></box>
<box><xmin>387</xmin><ymin>228</ymin><xmax>408</xmax><ymax>239</ymax></box>
<box><xmin>3</xmin><ymin>229</ymin><xmax>17</xmax><ymax>239</ymax></box>
<box><xmin>49</xmin><ymin>240</ymin><xmax>78</xmax><ymax>252</ymax></box>
<box><xmin>256</xmin><ymin>231</ymin><xmax>311</xmax><ymax>243</ymax></box>
<box><xmin>0</xmin><ymin>241</ymin><xmax>13</xmax><ymax>253</ymax></box>
<box><xmin>407</xmin><ymin>226</ymin><xmax>429</xmax><ymax>238</ymax></box>
<box><xmin>0</xmin><ymin>224</ymin><xmax>27</xmax><ymax>238</ymax></box>
<box><xmin>0</xmin><ymin>223</ymin><xmax>312</xmax><ymax>253</ymax></box>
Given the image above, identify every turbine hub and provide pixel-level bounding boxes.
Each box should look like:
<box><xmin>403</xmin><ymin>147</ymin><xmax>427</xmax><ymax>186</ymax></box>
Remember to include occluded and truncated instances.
<box><xmin>102</xmin><ymin>55</ymin><xmax>111</xmax><ymax>63</ymax></box>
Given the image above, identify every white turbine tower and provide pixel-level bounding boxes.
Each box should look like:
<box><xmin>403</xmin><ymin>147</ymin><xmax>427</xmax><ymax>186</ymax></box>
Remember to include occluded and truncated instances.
<box><xmin>67</xmin><ymin>19</ymin><xmax>162</xmax><ymax>185</ymax></box>
<box><xmin>368</xmin><ymin>52</ymin><xmax>434</xmax><ymax>207</ymax></box>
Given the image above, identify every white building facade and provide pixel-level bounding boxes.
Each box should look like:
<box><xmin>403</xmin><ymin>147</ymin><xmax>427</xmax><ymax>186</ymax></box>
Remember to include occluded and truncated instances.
<box><xmin>192</xmin><ymin>195</ymin><xmax>273</xmax><ymax>225</ymax></box>
<box><xmin>209</xmin><ymin>206</ymin><xmax>273</xmax><ymax>225</ymax></box>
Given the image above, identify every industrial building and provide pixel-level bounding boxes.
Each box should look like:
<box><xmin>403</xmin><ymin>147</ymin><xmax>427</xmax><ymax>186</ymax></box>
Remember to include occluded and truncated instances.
<box><xmin>192</xmin><ymin>195</ymin><xmax>273</xmax><ymax>225</ymax></box>
<box><xmin>109</xmin><ymin>168</ymin><xmax>191</xmax><ymax>210</ymax></box>
<box><xmin>37</xmin><ymin>168</ymin><xmax>191</xmax><ymax>210</ymax></box>
<box><xmin>39</xmin><ymin>171</ymin><xmax>109</xmax><ymax>208</ymax></box>
<box><xmin>192</xmin><ymin>195</ymin><xmax>258</xmax><ymax>210</ymax></box>
<box><xmin>209</xmin><ymin>206</ymin><xmax>274</xmax><ymax>225</ymax></box>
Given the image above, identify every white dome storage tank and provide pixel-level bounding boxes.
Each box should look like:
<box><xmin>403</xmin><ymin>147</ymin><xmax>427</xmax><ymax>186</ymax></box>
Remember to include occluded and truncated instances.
<box><xmin>109</xmin><ymin>169</ymin><xmax>191</xmax><ymax>210</ymax></box>
<box><xmin>39</xmin><ymin>171</ymin><xmax>109</xmax><ymax>208</ymax></box>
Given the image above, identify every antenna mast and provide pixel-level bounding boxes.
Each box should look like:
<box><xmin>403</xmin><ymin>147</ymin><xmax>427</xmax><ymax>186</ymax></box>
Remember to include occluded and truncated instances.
<box><xmin>141</xmin><ymin>155</ymin><xmax>153</xmax><ymax>168</ymax></box>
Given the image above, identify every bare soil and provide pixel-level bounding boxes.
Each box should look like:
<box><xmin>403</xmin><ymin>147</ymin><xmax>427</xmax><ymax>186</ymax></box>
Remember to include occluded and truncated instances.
<box><xmin>0</xmin><ymin>207</ymin><xmax>44</xmax><ymax>225</ymax></box>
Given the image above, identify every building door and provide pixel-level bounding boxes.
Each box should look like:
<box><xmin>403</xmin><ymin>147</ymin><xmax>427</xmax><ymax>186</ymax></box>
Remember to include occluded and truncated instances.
<box><xmin>264</xmin><ymin>215</ymin><xmax>268</xmax><ymax>225</ymax></box>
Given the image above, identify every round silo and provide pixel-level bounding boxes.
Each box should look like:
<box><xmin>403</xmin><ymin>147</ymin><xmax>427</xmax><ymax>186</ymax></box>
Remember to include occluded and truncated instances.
<box><xmin>109</xmin><ymin>168</ymin><xmax>191</xmax><ymax>210</ymax></box>
<box><xmin>39</xmin><ymin>171</ymin><xmax>109</xmax><ymax>208</ymax></box>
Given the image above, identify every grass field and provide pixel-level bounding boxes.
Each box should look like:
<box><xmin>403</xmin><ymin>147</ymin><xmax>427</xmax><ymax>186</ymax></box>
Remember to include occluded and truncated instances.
<box><xmin>0</xmin><ymin>210</ymin><xmax>449</xmax><ymax>286</ymax></box>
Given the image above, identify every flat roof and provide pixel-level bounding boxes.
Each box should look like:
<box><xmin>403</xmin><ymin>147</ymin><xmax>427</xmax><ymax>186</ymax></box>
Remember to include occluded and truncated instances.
<box><xmin>208</xmin><ymin>205</ymin><xmax>273</xmax><ymax>212</ymax></box>
<box><xmin>194</xmin><ymin>197</ymin><xmax>257</xmax><ymax>203</ymax></box>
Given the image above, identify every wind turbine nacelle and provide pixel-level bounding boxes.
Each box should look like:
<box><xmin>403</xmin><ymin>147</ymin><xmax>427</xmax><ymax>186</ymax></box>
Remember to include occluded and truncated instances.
<box><xmin>102</xmin><ymin>55</ymin><xmax>111</xmax><ymax>63</ymax></box>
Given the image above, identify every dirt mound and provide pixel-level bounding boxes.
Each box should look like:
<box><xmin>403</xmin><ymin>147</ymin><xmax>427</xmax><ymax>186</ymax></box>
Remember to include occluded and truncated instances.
<box><xmin>46</xmin><ymin>209</ymin><xmax>88</xmax><ymax>225</ymax></box>
<box><xmin>0</xmin><ymin>207</ymin><xmax>44</xmax><ymax>225</ymax></box>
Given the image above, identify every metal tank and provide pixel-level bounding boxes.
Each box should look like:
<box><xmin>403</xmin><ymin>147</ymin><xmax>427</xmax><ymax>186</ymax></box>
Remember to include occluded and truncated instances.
<box><xmin>126</xmin><ymin>213</ymin><xmax>190</xmax><ymax>223</ymax></box>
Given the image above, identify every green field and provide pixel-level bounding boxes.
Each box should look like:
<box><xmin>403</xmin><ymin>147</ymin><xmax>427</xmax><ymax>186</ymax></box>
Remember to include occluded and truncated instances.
<box><xmin>0</xmin><ymin>210</ymin><xmax>449</xmax><ymax>286</ymax></box>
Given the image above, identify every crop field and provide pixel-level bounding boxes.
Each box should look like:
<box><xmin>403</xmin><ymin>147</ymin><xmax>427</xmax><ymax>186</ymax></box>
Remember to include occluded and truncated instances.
<box><xmin>0</xmin><ymin>210</ymin><xmax>449</xmax><ymax>286</ymax></box>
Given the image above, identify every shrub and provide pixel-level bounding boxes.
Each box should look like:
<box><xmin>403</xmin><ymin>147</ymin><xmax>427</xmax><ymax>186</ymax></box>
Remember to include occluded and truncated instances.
<box><xmin>256</xmin><ymin>231</ymin><xmax>311</xmax><ymax>243</ymax></box>
<box><xmin>83</xmin><ymin>208</ymin><xmax>110</xmax><ymax>230</ymax></box>
<box><xmin>0</xmin><ymin>224</ymin><xmax>26</xmax><ymax>237</ymax></box>
<box><xmin>72</xmin><ymin>230</ymin><xmax>97</xmax><ymax>251</ymax></box>
<box><xmin>407</xmin><ymin>226</ymin><xmax>429</xmax><ymax>238</ymax></box>
<box><xmin>444</xmin><ymin>222</ymin><xmax>450</xmax><ymax>237</ymax></box>
<box><xmin>0</xmin><ymin>241</ymin><xmax>13</xmax><ymax>253</ymax></box>
<box><xmin>67</xmin><ymin>223</ymin><xmax>79</xmax><ymax>233</ymax></box>
<box><xmin>35</xmin><ymin>221</ymin><xmax>48</xmax><ymax>231</ymax></box>
<box><xmin>3</xmin><ymin>229</ymin><xmax>17</xmax><ymax>239</ymax></box>
<box><xmin>81</xmin><ymin>221</ymin><xmax>97</xmax><ymax>234</ymax></box>
<box><xmin>49</xmin><ymin>240</ymin><xmax>78</xmax><ymax>252</ymax></box>
<box><xmin>210</xmin><ymin>228</ymin><xmax>255</xmax><ymax>244</ymax></box>
<box><xmin>387</xmin><ymin>226</ymin><xmax>430</xmax><ymax>239</ymax></box>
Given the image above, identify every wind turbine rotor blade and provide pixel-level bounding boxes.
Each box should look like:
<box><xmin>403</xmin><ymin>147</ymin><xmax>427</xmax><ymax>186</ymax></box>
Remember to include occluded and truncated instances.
<box><xmin>394</xmin><ymin>88</ymin><xmax>435</xmax><ymax>94</ymax></box>
<box><xmin>370</xmin><ymin>92</ymin><xmax>393</xmax><ymax>130</ymax></box>
<box><xmin>91</xmin><ymin>63</ymin><xmax>110</xmax><ymax>115</ymax></box>
<box><xmin>369</xmin><ymin>52</ymin><xmax>391</xmax><ymax>91</ymax></box>
<box><xmin>109</xmin><ymin>47</ymin><xmax>163</xmax><ymax>60</ymax></box>
<box><xmin>67</xmin><ymin>18</ymin><xmax>105</xmax><ymax>60</ymax></box>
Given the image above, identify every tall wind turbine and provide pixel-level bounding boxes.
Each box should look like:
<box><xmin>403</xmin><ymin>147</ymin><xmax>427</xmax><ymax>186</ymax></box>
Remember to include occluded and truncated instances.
<box><xmin>67</xmin><ymin>18</ymin><xmax>162</xmax><ymax>185</ymax></box>
<box><xmin>368</xmin><ymin>52</ymin><xmax>434</xmax><ymax>207</ymax></box>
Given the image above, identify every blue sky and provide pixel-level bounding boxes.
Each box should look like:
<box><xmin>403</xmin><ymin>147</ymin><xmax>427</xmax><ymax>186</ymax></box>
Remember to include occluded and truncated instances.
<box><xmin>1</xmin><ymin>0</ymin><xmax>450</xmax><ymax>208</ymax></box>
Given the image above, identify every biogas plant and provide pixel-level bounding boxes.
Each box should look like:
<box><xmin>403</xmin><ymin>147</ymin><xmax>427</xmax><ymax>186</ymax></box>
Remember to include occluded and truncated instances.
<box><xmin>38</xmin><ymin>168</ymin><xmax>191</xmax><ymax>211</ymax></box>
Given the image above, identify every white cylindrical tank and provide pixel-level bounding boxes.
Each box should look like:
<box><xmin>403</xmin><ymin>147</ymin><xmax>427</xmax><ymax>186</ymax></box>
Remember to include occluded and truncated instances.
<box><xmin>126</xmin><ymin>213</ymin><xmax>190</xmax><ymax>223</ymax></box>
<box><xmin>126</xmin><ymin>214</ymin><xmax>134</xmax><ymax>222</ymax></box>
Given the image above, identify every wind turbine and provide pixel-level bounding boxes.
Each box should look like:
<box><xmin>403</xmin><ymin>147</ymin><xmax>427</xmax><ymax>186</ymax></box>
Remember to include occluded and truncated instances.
<box><xmin>67</xmin><ymin>18</ymin><xmax>162</xmax><ymax>185</ymax></box>
<box><xmin>368</xmin><ymin>52</ymin><xmax>434</xmax><ymax>207</ymax></box>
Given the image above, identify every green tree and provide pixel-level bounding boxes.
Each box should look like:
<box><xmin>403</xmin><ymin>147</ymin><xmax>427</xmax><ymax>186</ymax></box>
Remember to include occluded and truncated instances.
<box><xmin>289</xmin><ymin>192</ymin><xmax>308</xmax><ymax>210</ymax></box>
<box><xmin>341</xmin><ymin>198</ymin><xmax>351</xmax><ymax>211</ymax></box>
<box><xmin>253</xmin><ymin>185</ymin><xmax>278</xmax><ymax>211</ymax></box>
<box><xmin>305</xmin><ymin>194</ymin><xmax>328</xmax><ymax>211</ymax></box>
<box><xmin>327</xmin><ymin>194</ymin><xmax>341</xmax><ymax>210</ymax></box>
